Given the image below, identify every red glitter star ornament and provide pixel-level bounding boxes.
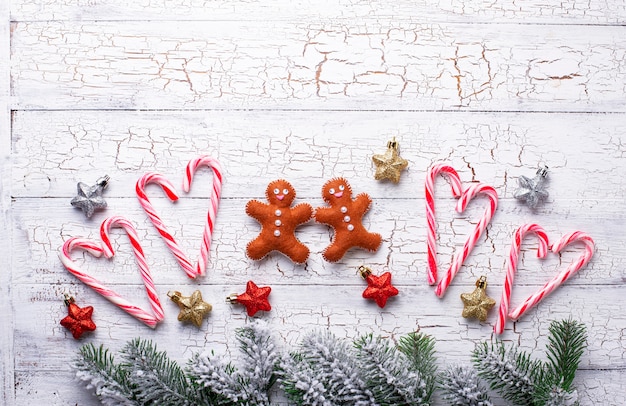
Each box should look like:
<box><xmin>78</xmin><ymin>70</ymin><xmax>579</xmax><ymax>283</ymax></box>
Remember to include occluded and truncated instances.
<box><xmin>359</xmin><ymin>266</ymin><xmax>399</xmax><ymax>308</ymax></box>
<box><xmin>60</xmin><ymin>296</ymin><xmax>96</xmax><ymax>339</ymax></box>
<box><xmin>228</xmin><ymin>281</ymin><xmax>272</xmax><ymax>317</ymax></box>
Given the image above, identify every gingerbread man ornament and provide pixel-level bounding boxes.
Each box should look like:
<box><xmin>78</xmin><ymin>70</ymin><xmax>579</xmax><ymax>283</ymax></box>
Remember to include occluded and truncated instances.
<box><xmin>246</xmin><ymin>179</ymin><xmax>313</xmax><ymax>263</ymax></box>
<box><xmin>315</xmin><ymin>178</ymin><xmax>382</xmax><ymax>262</ymax></box>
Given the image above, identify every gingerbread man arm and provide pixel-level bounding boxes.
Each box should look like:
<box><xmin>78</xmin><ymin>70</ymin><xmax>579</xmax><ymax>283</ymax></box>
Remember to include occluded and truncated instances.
<box><xmin>291</xmin><ymin>203</ymin><xmax>313</xmax><ymax>224</ymax></box>
<box><xmin>314</xmin><ymin>206</ymin><xmax>337</xmax><ymax>224</ymax></box>
<box><xmin>353</xmin><ymin>193</ymin><xmax>373</xmax><ymax>213</ymax></box>
<box><xmin>245</xmin><ymin>200</ymin><xmax>270</xmax><ymax>222</ymax></box>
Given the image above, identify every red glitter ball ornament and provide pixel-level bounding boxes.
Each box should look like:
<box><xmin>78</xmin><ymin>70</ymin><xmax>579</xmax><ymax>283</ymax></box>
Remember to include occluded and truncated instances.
<box><xmin>60</xmin><ymin>296</ymin><xmax>96</xmax><ymax>339</ymax></box>
<box><xmin>360</xmin><ymin>266</ymin><xmax>399</xmax><ymax>308</ymax></box>
<box><xmin>229</xmin><ymin>281</ymin><xmax>271</xmax><ymax>317</ymax></box>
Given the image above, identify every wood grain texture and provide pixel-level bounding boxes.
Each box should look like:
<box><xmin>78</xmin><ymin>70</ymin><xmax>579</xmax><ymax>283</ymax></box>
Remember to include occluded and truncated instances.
<box><xmin>6</xmin><ymin>1</ymin><xmax>626</xmax><ymax>405</ymax></box>
<box><xmin>11</xmin><ymin>21</ymin><xmax>626</xmax><ymax>111</ymax></box>
<box><xmin>1</xmin><ymin>0</ymin><xmax>14</xmax><ymax>403</ymax></box>
<box><xmin>10</xmin><ymin>0</ymin><xmax>626</xmax><ymax>24</ymax></box>
<box><xmin>11</xmin><ymin>111</ymin><xmax>626</xmax><ymax>199</ymax></box>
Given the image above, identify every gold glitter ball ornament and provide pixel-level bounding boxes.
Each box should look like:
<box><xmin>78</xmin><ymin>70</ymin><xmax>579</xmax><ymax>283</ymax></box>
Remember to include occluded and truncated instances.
<box><xmin>461</xmin><ymin>276</ymin><xmax>496</xmax><ymax>322</ymax></box>
<box><xmin>372</xmin><ymin>138</ymin><xmax>409</xmax><ymax>183</ymax></box>
<box><xmin>168</xmin><ymin>290</ymin><xmax>212</xmax><ymax>328</ymax></box>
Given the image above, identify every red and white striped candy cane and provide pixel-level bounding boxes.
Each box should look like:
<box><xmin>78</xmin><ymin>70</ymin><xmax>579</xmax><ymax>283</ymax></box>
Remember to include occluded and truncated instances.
<box><xmin>494</xmin><ymin>224</ymin><xmax>549</xmax><ymax>335</ymax></box>
<box><xmin>425</xmin><ymin>164</ymin><xmax>463</xmax><ymax>285</ymax></box>
<box><xmin>59</xmin><ymin>235</ymin><xmax>163</xmax><ymax>328</ymax></box>
<box><xmin>136</xmin><ymin>172</ymin><xmax>196</xmax><ymax>278</ymax></box>
<box><xmin>100</xmin><ymin>215</ymin><xmax>165</xmax><ymax>324</ymax></box>
<box><xmin>435</xmin><ymin>183</ymin><xmax>498</xmax><ymax>297</ymax></box>
<box><xmin>509</xmin><ymin>231</ymin><xmax>595</xmax><ymax>320</ymax></box>
<box><xmin>183</xmin><ymin>155</ymin><xmax>223</xmax><ymax>277</ymax></box>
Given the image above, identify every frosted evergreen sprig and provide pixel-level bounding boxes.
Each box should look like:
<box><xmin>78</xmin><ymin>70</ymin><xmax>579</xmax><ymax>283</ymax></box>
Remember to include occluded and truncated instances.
<box><xmin>120</xmin><ymin>338</ymin><xmax>199</xmax><ymax>406</ymax></box>
<box><xmin>74</xmin><ymin>343</ymin><xmax>137</xmax><ymax>406</ymax></box>
<box><xmin>187</xmin><ymin>321</ymin><xmax>279</xmax><ymax>405</ymax></box>
<box><xmin>473</xmin><ymin>341</ymin><xmax>543</xmax><ymax>406</ymax></box>
<box><xmin>439</xmin><ymin>365</ymin><xmax>493</xmax><ymax>406</ymax></box>
<box><xmin>354</xmin><ymin>334</ymin><xmax>430</xmax><ymax>406</ymax></box>
<box><xmin>472</xmin><ymin>319</ymin><xmax>587</xmax><ymax>406</ymax></box>
<box><xmin>236</xmin><ymin>321</ymin><xmax>279</xmax><ymax>398</ymax></box>
<box><xmin>73</xmin><ymin>319</ymin><xmax>586</xmax><ymax>406</ymax></box>
<box><xmin>279</xmin><ymin>330</ymin><xmax>376</xmax><ymax>406</ymax></box>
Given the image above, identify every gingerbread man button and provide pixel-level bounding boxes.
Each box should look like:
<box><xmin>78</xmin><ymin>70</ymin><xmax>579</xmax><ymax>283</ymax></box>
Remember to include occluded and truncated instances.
<box><xmin>246</xmin><ymin>179</ymin><xmax>313</xmax><ymax>263</ymax></box>
<box><xmin>314</xmin><ymin>178</ymin><xmax>382</xmax><ymax>262</ymax></box>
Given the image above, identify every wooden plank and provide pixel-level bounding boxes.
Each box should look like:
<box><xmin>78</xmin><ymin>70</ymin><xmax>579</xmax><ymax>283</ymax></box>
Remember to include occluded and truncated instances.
<box><xmin>10</xmin><ymin>0</ymin><xmax>626</xmax><ymax>25</ymax></box>
<box><xmin>13</xmin><ymin>283</ymin><xmax>626</xmax><ymax>370</ymax></box>
<box><xmin>11</xmin><ymin>110</ymin><xmax>626</xmax><ymax>199</ymax></box>
<box><xmin>11</xmin><ymin>21</ymin><xmax>626</xmax><ymax>111</ymax></box>
<box><xmin>11</xmin><ymin>197</ymin><xmax>623</xmax><ymax>288</ymax></box>
<box><xmin>0</xmin><ymin>0</ymin><xmax>13</xmax><ymax>402</ymax></box>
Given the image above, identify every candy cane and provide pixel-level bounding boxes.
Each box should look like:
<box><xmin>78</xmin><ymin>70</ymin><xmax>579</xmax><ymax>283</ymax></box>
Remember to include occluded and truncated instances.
<box><xmin>435</xmin><ymin>183</ymin><xmax>498</xmax><ymax>297</ymax></box>
<box><xmin>183</xmin><ymin>155</ymin><xmax>223</xmax><ymax>277</ymax></box>
<box><xmin>59</xmin><ymin>235</ymin><xmax>163</xmax><ymax>328</ymax></box>
<box><xmin>494</xmin><ymin>224</ymin><xmax>549</xmax><ymax>335</ymax></box>
<box><xmin>100</xmin><ymin>216</ymin><xmax>165</xmax><ymax>323</ymax></box>
<box><xmin>136</xmin><ymin>172</ymin><xmax>196</xmax><ymax>278</ymax></box>
<box><xmin>509</xmin><ymin>231</ymin><xmax>594</xmax><ymax>320</ymax></box>
<box><xmin>425</xmin><ymin>164</ymin><xmax>463</xmax><ymax>285</ymax></box>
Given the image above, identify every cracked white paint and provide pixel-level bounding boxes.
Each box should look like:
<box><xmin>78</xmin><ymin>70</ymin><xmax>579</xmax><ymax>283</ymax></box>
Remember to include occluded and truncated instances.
<box><xmin>9</xmin><ymin>21</ymin><xmax>626</xmax><ymax>111</ymax></box>
<box><xmin>4</xmin><ymin>2</ymin><xmax>626</xmax><ymax>405</ymax></box>
<box><xmin>9</xmin><ymin>0</ymin><xmax>626</xmax><ymax>24</ymax></box>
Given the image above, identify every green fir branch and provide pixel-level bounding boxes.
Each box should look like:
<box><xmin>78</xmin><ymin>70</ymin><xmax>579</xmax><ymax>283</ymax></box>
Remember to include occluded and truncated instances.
<box><xmin>121</xmin><ymin>338</ymin><xmax>199</xmax><ymax>406</ymax></box>
<box><xmin>397</xmin><ymin>332</ymin><xmax>438</xmax><ymax>400</ymax></box>
<box><xmin>74</xmin><ymin>343</ymin><xmax>137</xmax><ymax>406</ymax></box>
<box><xmin>534</xmin><ymin>319</ymin><xmax>587</xmax><ymax>405</ymax></box>
<box><xmin>545</xmin><ymin>318</ymin><xmax>587</xmax><ymax>391</ymax></box>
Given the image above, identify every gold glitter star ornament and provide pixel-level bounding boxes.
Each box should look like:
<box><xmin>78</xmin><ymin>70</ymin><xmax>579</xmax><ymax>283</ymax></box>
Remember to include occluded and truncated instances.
<box><xmin>372</xmin><ymin>138</ymin><xmax>409</xmax><ymax>183</ymax></box>
<box><xmin>168</xmin><ymin>290</ymin><xmax>212</xmax><ymax>328</ymax></box>
<box><xmin>461</xmin><ymin>276</ymin><xmax>496</xmax><ymax>322</ymax></box>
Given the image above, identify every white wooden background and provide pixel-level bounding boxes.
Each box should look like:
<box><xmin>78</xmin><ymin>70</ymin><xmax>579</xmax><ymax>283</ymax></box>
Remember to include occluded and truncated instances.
<box><xmin>1</xmin><ymin>1</ymin><xmax>626</xmax><ymax>405</ymax></box>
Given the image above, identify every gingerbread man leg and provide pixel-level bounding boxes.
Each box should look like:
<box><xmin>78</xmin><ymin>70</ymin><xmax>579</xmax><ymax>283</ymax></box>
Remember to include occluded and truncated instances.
<box><xmin>281</xmin><ymin>236</ymin><xmax>310</xmax><ymax>264</ymax></box>
<box><xmin>322</xmin><ymin>236</ymin><xmax>350</xmax><ymax>263</ymax></box>
<box><xmin>246</xmin><ymin>235</ymin><xmax>274</xmax><ymax>261</ymax></box>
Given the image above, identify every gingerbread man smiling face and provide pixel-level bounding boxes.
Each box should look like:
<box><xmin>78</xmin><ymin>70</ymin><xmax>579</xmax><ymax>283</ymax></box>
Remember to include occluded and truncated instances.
<box><xmin>315</xmin><ymin>178</ymin><xmax>382</xmax><ymax>262</ymax></box>
<box><xmin>246</xmin><ymin>179</ymin><xmax>313</xmax><ymax>263</ymax></box>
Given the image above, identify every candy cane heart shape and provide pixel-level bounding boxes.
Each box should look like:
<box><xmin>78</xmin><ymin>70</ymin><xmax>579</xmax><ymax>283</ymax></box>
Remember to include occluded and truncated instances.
<box><xmin>136</xmin><ymin>172</ymin><xmax>196</xmax><ymax>278</ymax></box>
<box><xmin>425</xmin><ymin>163</ymin><xmax>464</xmax><ymax>285</ymax></box>
<box><xmin>493</xmin><ymin>224</ymin><xmax>549</xmax><ymax>335</ymax></box>
<box><xmin>508</xmin><ymin>231</ymin><xmax>595</xmax><ymax>321</ymax></box>
<box><xmin>183</xmin><ymin>155</ymin><xmax>224</xmax><ymax>277</ymax></box>
<box><xmin>60</xmin><ymin>232</ymin><xmax>164</xmax><ymax>328</ymax></box>
<box><xmin>135</xmin><ymin>155</ymin><xmax>223</xmax><ymax>278</ymax></box>
<box><xmin>435</xmin><ymin>183</ymin><xmax>498</xmax><ymax>298</ymax></box>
